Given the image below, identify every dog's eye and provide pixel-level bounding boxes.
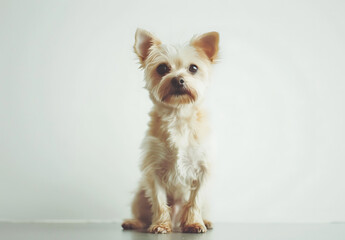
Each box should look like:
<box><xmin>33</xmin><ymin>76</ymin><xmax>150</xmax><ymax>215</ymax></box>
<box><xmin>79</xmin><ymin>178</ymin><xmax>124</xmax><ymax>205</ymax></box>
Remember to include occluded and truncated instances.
<box><xmin>156</xmin><ymin>64</ymin><xmax>170</xmax><ymax>76</ymax></box>
<box><xmin>189</xmin><ymin>64</ymin><xmax>198</xmax><ymax>73</ymax></box>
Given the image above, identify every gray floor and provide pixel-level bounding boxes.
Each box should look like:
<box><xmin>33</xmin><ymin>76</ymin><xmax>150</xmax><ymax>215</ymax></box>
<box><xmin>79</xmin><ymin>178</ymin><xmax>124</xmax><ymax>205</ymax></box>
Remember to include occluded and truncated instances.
<box><xmin>0</xmin><ymin>222</ymin><xmax>344</xmax><ymax>240</ymax></box>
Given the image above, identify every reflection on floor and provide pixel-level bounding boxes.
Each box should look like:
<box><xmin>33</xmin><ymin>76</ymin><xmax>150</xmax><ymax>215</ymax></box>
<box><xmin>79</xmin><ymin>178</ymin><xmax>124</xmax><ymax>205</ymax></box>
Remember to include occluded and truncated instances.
<box><xmin>0</xmin><ymin>222</ymin><xmax>344</xmax><ymax>240</ymax></box>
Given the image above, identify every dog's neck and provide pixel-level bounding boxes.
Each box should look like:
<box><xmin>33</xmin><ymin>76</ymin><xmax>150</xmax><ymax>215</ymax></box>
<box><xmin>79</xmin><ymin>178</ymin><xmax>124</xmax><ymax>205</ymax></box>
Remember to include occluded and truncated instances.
<box><xmin>153</xmin><ymin>100</ymin><xmax>204</xmax><ymax>120</ymax></box>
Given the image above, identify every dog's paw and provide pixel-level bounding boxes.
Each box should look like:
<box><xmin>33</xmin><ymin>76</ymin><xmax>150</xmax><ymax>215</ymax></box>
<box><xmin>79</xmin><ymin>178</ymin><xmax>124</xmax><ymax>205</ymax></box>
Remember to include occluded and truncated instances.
<box><xmin>121</xmin><ymin>219</ymin><xmax>143</xmax><ymax>230</ymax></box>
<box><xmin>182</xmin><ymin>223</ymin><xmax>207</xmax><ymax>233</ymax></box>
<box><xmin>203</xmin><ymin>219</ymin><xmax>213</xmax><ymax>229</ymax></box>
<box><xmin>148</xmin><ymin>223</ymin><xmax>172</xmax><ymax>234</ymax></box>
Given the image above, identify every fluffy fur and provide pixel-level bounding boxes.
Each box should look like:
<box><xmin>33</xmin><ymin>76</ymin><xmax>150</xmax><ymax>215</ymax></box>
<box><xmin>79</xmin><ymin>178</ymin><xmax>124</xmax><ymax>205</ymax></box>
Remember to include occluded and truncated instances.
<box><xmin>122</xmin><ymin>29</ymin><xmax>219</xmax><ymax>234</ymax></box>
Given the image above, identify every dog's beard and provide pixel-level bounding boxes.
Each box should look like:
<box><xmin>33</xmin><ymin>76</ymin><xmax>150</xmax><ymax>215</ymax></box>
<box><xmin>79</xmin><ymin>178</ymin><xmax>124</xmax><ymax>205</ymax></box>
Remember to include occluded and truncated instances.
<box><xmin>158</xmin><ymin>82</ymin><xmax>197</xmax><ymax>105</ymax></box>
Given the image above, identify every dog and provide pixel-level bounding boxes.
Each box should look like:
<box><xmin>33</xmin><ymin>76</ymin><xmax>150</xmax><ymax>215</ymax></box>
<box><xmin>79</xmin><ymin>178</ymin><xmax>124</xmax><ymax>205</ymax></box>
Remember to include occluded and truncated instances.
<box><xmin>121</xmin><ymin>28</ymin><xmax>219</xmax><ymax>234</ymax></box>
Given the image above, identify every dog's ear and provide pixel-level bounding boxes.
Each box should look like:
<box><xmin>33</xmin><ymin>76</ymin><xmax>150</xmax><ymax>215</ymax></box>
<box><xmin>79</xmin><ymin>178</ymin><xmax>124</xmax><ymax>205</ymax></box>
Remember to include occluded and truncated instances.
<box><xmin>134</xmin><ymin>28</ymin><xmax>161</xmax><ymax>66</ymax></box>
<box><xmin>191</xmin><ymin>32</ymin><xmax>219</xmax><ymax>63</ymax></box>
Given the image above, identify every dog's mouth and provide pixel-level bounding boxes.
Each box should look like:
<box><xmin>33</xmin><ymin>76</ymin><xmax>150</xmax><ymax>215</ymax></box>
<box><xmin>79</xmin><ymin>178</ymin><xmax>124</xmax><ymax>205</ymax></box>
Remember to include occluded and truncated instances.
<box><xmin>172</xmin><ymin>87</ymin><xmax>191</xmax><ymax>96</ymax></box>
<box><xmin>161</xmin><ymin>87</ymin><xmax>196</xmax><ymax>103</ymax></box>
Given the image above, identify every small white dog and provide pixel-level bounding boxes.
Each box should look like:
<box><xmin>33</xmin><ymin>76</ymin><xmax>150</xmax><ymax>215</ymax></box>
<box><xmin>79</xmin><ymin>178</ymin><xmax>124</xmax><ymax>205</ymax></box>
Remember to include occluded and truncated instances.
<box><xmin>122</xmin><ymin>29</ymin><xmax>219</xmax><ymax>234</ymax></box>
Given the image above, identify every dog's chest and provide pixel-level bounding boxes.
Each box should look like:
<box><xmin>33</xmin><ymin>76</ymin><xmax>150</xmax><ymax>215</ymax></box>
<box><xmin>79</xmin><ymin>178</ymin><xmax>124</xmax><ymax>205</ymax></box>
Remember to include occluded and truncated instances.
<box><xmin>169</xmin><ymin>121</ymin><xmax>194</xmax><ymax>149</ymax></box>
<box><xmin>165</xmin><ymin>118</ymin><xmax>206</xmax><ymax>184</ymax></box>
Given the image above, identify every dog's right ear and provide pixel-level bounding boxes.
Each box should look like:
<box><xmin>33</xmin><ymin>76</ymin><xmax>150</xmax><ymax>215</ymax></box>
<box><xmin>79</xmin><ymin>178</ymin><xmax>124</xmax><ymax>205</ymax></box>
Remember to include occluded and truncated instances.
<box><xmin>134</xmin><ymin>28</ymin><xmax>161</xmax><ymax>67</ymax></box>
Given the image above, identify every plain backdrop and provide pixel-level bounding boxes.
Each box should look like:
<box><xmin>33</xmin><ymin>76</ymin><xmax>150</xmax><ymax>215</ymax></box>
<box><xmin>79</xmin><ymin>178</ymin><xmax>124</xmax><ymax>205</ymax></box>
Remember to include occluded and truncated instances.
<box><xmin>1</xmin><ymin>0</ymin><xmax>345</xmax><ymax>223</ymax></box>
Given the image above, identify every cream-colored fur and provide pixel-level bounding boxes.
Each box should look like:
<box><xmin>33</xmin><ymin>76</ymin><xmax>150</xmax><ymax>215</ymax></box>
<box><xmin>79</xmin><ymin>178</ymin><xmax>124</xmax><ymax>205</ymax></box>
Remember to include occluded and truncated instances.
<box><xmin>122</xmin><ymin>29</ymin><xmax>219</xmax><ymax>234</ymax></box>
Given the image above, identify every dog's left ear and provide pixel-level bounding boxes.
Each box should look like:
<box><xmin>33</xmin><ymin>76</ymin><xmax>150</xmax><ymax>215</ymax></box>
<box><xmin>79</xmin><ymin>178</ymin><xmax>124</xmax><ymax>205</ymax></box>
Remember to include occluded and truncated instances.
<box><xmin>191</xmin><ymin>32</ymin><xmax>219</xmax><ymax>63</ymax></box>
<box><xmin>134</xmin><ymin>28</ymin><xmax>161</xmax><ymax>67</ymax></box>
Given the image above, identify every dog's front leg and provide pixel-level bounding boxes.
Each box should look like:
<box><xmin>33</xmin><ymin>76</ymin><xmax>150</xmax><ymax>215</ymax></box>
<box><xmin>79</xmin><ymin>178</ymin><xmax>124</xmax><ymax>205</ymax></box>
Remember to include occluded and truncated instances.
<box><xmin>146</xmin><ymin>177</ymin><xmax>172</xmax><ymax>234</ymax></box>
<box><xmin>180</xmin><ymin>180</ymin><xmax>207</xmax><ymax>233</ymax></box>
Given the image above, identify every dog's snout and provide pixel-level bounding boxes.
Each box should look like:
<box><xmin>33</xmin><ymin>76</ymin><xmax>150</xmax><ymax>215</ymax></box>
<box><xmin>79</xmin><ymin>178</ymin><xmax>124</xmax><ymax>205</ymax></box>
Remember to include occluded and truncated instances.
<box><xmin>171</xmin><ymin>77</ymin><xmax>185</xmax><ymax>88</ymax></box>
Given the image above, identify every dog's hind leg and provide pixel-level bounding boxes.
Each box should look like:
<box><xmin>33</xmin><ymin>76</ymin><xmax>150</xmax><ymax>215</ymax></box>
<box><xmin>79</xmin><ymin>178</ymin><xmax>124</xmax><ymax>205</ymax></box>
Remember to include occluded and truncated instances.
<box><xmin>122</xmin><ymin>186</ymin><xmax>152</xmax><ymax>230</ymax></box>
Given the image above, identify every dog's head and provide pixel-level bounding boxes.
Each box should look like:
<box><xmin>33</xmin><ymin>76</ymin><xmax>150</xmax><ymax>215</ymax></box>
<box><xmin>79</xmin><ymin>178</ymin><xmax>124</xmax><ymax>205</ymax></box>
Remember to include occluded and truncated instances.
<box><xmin>134</xmin><ymin>29</ymin><xmax>219</xmax><ymax>107</ymax></box>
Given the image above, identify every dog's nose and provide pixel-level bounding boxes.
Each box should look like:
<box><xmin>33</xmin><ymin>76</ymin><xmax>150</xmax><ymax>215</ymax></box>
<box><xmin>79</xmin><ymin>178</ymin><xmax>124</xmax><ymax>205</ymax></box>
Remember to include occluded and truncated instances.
<box><xmin>171</xmin><ymin>77</ymin><xmax>185</xmax><ymax>88</ymax></box>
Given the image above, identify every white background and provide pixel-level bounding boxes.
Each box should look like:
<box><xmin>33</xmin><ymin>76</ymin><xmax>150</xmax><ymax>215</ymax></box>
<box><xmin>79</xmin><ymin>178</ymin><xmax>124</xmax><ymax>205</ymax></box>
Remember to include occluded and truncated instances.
<box><xmin>1</xmin><ymin>0</ymin><xmax>344</xmax><ymax>223</ymax></box>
